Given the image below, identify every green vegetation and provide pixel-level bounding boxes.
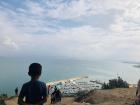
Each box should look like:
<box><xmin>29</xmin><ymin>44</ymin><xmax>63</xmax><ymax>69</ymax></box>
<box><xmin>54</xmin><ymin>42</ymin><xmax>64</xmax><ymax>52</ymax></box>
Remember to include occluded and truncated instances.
<box><xmin>0</xmin><ymin>97</ymin><xmax>6</xmax><ymax>105</ymax></box>
<box><xmin>0</xmin><ymin>94</ymin><xmax>7</xmax><ymax>105</ymax></box>
<box><xmin>75</xmin><ymin>90</ymin><xmax>94</xmax><ymax>102</ymax></box>
<box><xmin>102</xmin><ymin>76</ymin><xmax>129</xmax><ymax>89</ymax></box>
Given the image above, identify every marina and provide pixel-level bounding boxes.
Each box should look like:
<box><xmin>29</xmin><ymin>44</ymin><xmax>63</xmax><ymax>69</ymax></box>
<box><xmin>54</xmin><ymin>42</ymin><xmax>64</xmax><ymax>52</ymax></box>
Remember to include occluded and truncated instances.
<box><xmin>47</xmin><ymin>76</ymin><xmax>103</xmax><ymax>96</ymax></box>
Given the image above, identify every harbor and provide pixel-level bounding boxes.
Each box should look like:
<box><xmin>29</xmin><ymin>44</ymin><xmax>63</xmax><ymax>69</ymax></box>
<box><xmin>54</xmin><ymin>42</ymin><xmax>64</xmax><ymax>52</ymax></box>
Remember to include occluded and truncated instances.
<box><xmin>47</xmin><ymin>76</ymin><xmax>103</xmax><ymax>96</ymax></box>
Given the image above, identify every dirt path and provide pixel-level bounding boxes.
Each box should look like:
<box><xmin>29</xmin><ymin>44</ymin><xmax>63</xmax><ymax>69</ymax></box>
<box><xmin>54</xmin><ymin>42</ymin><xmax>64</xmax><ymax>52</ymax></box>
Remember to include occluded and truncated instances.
<box><xmin>5</xmin><ymin>96</ymin><xmax>89</xmax><ymax>105</ymax></box>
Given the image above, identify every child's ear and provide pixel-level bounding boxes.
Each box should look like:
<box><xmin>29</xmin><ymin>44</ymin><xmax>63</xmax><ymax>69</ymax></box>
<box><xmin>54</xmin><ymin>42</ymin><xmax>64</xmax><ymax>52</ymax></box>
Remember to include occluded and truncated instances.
<box><xmin>28</xmin><ymin>72</ymin><xmax>30</xmax><ymax>76</ymax></box>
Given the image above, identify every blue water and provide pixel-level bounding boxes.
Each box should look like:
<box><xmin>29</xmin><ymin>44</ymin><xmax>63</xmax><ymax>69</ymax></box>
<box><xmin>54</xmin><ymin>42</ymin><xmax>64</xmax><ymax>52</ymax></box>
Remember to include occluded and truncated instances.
<box><xmin>0</xmin><ymin>57</ymin><xmax>139</xmax><ymax>95</ymax></box>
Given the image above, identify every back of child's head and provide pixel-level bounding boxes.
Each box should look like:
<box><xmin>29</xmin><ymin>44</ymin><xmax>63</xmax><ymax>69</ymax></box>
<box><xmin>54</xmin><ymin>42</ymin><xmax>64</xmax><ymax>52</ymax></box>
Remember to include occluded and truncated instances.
<box><xmin>28</xmin><ymin>63</ymin><xmax>42</xmax><ymax>77</ymax></box>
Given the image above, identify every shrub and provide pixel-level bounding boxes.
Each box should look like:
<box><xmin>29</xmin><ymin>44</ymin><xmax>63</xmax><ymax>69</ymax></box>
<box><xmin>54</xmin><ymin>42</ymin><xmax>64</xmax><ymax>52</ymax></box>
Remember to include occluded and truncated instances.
<box><xmin>74</xmin><ymin>90</ymin><xmax>89</xmax><ymax>102</ymax></box>
<box><xmin>102</xmin><ymin>76</ymin><xmax>129</xmax><ymax>89</ymax></box>
<box><xmin>0</xmin><ymin>93</ymin><xmax>7</xmax><ymax>105</ymax></box>
<box><xmin>0</xmin><ymin>97</ymin><xmax>6</xmax><ymax>105</ymax></box>
<box><xmin>74</xmin><ymin>90</ymin><xmax>95</xmax><ymax>102</ymax></box>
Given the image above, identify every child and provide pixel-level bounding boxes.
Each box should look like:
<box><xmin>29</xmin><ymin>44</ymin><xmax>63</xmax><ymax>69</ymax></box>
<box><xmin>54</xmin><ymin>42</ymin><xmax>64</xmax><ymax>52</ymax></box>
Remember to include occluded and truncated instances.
<box><xmin>18</xmin><ymin>63</ymin><xmax>47</xmax><ymax>105</ymax></box>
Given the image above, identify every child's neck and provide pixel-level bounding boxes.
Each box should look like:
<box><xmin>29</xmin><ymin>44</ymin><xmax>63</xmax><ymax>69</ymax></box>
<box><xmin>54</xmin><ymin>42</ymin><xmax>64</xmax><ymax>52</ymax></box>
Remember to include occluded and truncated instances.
<box><xmin>31</xmin><ymin>78</ymin><xmax>38</xmax><ymax>81</ymax></box>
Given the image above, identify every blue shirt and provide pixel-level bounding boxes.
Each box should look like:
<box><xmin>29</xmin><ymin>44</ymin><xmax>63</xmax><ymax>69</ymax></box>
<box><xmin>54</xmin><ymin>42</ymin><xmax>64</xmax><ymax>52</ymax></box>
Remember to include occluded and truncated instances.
<box><xmin>19</xmin><ymin>80</ymin><xmax>47</xmax><ymax>104</ymax></box>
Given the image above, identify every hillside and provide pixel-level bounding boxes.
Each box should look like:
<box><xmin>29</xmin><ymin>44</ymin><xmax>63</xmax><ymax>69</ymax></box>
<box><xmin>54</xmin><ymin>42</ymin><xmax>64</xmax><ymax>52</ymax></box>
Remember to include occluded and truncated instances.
<box><xmin>79</xmin><ymin>88</ymin><xmax>136</xmax><ymax>105</ymax></box>
<box><xmin>5</xmin><ymin>88</ymin><xmax>136</xmax><ymax>105</ymax></box>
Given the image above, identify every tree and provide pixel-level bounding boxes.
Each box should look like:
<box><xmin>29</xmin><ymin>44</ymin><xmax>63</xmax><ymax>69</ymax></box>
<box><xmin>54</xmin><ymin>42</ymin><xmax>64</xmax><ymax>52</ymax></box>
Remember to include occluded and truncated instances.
<box><xmin>102</xmin><ymin>76</ymin><xmax>129</xmax><ymax>89</ymax></box>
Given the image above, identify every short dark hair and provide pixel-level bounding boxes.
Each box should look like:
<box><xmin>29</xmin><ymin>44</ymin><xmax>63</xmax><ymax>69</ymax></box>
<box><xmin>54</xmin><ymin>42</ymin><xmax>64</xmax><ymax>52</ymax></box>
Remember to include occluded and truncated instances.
<box><xmin>28</xmin><ymin>63</ymin><xmax>42</xmax><ymax>77</ymax></box>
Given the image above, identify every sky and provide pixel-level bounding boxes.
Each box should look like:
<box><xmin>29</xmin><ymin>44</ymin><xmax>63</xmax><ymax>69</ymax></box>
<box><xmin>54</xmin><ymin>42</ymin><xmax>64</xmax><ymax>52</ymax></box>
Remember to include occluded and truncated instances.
<box><xmin>0</xmin><ymin>0</ymin><xmax>140</xmax><ymax>61</ymax></box>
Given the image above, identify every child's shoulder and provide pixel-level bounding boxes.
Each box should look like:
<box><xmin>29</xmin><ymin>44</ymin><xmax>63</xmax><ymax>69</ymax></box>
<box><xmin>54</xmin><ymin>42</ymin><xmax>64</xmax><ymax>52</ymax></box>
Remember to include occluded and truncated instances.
<box><xmin>22</xmin><ymin>81</ymin><xmax>46</xmax><ymax>88</ymax></box>
<box><xmin>22</xmin><ymin>81</ymin><xmax>31</xmax><ymax>87</ymax></box>
<box><xmin>38</xmin><ymin>81</ymin><xmax>46</xmax><ymax>86</ymax></box>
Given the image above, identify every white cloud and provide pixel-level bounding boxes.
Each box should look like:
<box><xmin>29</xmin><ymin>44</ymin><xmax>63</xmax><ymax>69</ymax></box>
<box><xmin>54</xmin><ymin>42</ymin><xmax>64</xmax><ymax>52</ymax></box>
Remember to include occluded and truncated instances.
<box><xmin>0</xmin><ymin>0</ymin><xmax>140</xmax><ymax>60</ymax></box>
<box><xmin>26</xmin><ymin>0</ymin><xmax>45</xmax><ymax>16</ymax></box>
<box><xmin>2</xmin><ymin>36</ymin><xmax>19</xmax><ymax>49</ymax></box>
<box><xmin>39</xmin><ymin>25</ymin><xmax>140</xmax><ymax>60</ymax></box>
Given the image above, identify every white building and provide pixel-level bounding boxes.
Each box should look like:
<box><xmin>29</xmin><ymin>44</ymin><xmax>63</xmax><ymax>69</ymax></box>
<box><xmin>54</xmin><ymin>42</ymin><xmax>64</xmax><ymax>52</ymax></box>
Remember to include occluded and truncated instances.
<box><xmin>47</xmin><ymin>76</ymin><xmax>102</xmax><ymax>96</ymax></box>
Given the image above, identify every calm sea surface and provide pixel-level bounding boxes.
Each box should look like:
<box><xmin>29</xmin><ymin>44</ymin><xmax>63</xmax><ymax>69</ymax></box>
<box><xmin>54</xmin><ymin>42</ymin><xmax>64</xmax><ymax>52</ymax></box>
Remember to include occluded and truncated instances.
<box><xmin>0</xmin><ymin>57</ymin><xmax>139</xmax><ymax>95</ymax></box>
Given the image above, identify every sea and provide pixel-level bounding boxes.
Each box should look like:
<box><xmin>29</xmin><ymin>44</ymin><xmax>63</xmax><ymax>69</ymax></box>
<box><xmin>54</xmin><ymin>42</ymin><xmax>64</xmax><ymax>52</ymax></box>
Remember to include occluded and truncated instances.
<box><xmin>0</xmin><ymin>57</ymin><xmax>139</xmax><ymax>96</ymax></box>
